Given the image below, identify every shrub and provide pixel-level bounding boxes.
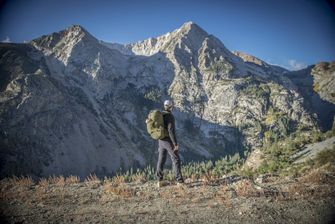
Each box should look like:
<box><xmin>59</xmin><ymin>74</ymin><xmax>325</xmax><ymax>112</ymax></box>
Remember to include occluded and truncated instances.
<box><xmin>85</xmin><ymin>173</ymin><xmax>99</xmax><ymax>182</ymax></box>
<box><xmin>144</xmin><ymin>88</ymin><xmax>162</xmax><ymax>103</ymax></box>
<box><xmin>238</xmin><ymin>167</ymin><xmax>255</xmax><ymax>178</ymax></box>
<box><xmin>314</xmin><ymin>147</ymin><xmax>335</xmax><ymax>167</ymax></box>
<box><xmin>241</xmin><ymin>83</ymin><xmax>270</xmax><ymax>99</ymax></box>
<box><xmin>110</xmin><ymin>175</ymin><xmax>125</xmax><ymax>186</ymax></box>
<box><xmin>66</xmin><ymin>175</ymin><xmax>80</xmax><ymax>184</ymax></box>
<box><xmin>234</xmin><ymin>179</ymin><xmax>259</xmax><ymax>197</ymax></box>
<box><xmin>38</xmin><ymin>178</ymin><xmax>49</xmax><ymax>188</ymax></box>
<box><xmin>49</xmin><ymin>175</ymin><xmax>65</xmax><ymax>187</ymax></box>
<box><xmin>132</xmin><ymin>173</ymin><xmax>146</xmax><ymax>184</ymax></box>
<box><xmin>105</xmin><ymin>153</ymin><xmax>245</xmax><ymax>184</ymax></box>
<box><xmin>310</xmin><ymin>129</ymin><xmax>323</xmax><ymax>143</ymax></box>
<box><xmin>103</xmin><ymin>183</ymin><xmax>136</xmax><ymax>198</ymax></box>
<box><xmin>16</xmin><ymin>176</ymin><xmax>34</xmax><ymax>189</ymax></box>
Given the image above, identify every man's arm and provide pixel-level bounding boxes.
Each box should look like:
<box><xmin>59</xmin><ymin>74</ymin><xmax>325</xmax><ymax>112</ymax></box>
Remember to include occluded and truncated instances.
<box><xmin>167</xmin><ymin>115</ymin><xmax>178</xmax><ymax>147</ymax></box>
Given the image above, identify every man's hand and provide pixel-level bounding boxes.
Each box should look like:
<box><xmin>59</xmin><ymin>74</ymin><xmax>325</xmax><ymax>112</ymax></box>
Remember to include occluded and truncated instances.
<box><xmin>173</xmin><ymin>145</ymin><xmax>179</xmax><ymax>152</ymax></box>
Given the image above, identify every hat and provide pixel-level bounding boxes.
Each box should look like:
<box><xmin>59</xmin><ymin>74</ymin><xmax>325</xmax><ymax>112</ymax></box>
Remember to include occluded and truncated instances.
<box><xmin>164</xmin><ymin>100</ymin><xmax>173</xmax><ymax>109</ymax></box>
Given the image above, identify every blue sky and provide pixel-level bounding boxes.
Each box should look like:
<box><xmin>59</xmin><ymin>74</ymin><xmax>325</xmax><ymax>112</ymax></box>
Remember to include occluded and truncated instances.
<box><xmin>0</xmin><ymin>0</ymin><xmax>334</xmax><ymax>70</ymax></box>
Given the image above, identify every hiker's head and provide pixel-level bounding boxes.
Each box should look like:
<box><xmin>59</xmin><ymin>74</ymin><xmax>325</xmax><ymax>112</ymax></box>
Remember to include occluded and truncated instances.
<box><xmin>164</xmin><ymin>100</ymin><xmax>173</xmax><ymax>111</ymax></box>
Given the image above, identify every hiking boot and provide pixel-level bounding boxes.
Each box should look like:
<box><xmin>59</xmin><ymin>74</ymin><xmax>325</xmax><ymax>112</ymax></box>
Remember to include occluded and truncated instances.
<box><xmin>176</xmin><ymin>181</ymin><xmax>185</xmax><ymax>187</ymax></box>
<box><xmin>157</xmin><ymin>181</ymin><xmax>163</xmax><ymax>188</ymax></box>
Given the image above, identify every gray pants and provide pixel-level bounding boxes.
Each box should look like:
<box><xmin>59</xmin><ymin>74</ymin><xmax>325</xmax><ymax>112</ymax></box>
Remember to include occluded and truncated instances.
<box><xmin>156</xmin><ymin>140</ymin><xmax>183</xmax><ymax>182</ymax></box>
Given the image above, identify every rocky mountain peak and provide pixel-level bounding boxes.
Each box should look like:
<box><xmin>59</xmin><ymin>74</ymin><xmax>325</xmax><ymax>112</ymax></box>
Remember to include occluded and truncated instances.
<box><xmin>65</xmin><ymin>24</ymin><xmax>88</xmax><ymax>34</ymax></box>
<box><xmin>177</xmin><ymin>21</ymin><xmax>208</xmax><ymax>36</ymax></box>
<box><xmin>30</xmin><ymin>24</ymin><xmax>98</xmax><ymax>52</ymax></box>
<box><xmin>106</xmin><ymin>22</ymin><xmax>211</xmax><ymax>56</ymax></box>
<box><xmin>29</xmin><ymin>24</ymin><xmax>103</xmax><ymax>68</ymax></box>
<box><xmin>64</xmin><ymin>24</ymin><xmax>98</xmax><ymax>42</ymax></box>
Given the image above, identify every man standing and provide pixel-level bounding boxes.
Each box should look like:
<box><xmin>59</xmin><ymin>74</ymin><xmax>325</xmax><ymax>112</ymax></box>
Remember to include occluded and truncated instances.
<box><xmin>156</xmin><ymin>100</ymin><xmax>184</xmax><ymax>187</ymax></box>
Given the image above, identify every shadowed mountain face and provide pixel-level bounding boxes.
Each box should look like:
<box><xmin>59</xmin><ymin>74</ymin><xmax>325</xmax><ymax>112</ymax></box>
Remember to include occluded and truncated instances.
<box><xmin>0</xmin><ymin>22</ymin><xmax>333</xmax><ymax>178</ymax></box>
<box><xmin>284</xmin><ymin>63</ymin><xmax>335</xmax><ymax>131</ymax></box>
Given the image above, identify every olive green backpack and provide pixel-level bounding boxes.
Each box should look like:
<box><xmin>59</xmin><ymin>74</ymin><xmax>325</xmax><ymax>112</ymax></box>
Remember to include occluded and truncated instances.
<box><xmin>146</xmin><ymin>110</ymin><xmax>169</xmax><ymax>140</ymax></box>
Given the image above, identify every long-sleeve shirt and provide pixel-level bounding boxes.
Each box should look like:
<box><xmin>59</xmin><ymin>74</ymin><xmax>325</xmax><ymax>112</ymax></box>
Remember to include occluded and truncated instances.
<box><xmin>162</xmin><ymin>110</ymin><xmax>178</xmax><ymax>145</ymax></box>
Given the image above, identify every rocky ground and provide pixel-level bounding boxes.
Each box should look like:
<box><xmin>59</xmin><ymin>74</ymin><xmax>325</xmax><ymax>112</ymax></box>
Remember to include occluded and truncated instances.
<box><xmin>1</xmin><ymin>165</ymin><xmax>334</xmax><ymax>224</ymax></box>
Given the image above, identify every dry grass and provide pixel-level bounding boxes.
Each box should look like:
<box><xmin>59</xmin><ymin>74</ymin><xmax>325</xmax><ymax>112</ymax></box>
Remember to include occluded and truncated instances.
<box><xmin>36</xmin><ymin>178</ymin><xmax>50</xmax><ymax>202</ymax></box>
<box><xmin>132</xmin><ymin>173</ymin><xmax>146</xmax><ymax>184</ymax></box>
<box><xmin>35</xmin><ymin>176</ymin><xmax>79</xmax><ymax>203</ymax></box>
<box><xmin>0</xmin><ymin>177</ymin><xmax>15</xmax><ymax>191</ymax></box>
<box><xmin>215</xmin><ymin>186</ymin><xmax>233</xmax><ymax>207</ymax></box>
<box><xmin>85</xmin><ymin>173</ymin><xmax>99</xmax><ymax>182</ymax></box>
<box><xmin>234</xmin><ymin>179</ymin><xmax>259</xmax><ymax>197</ymax></box>
<box><xmin>99</xmin><ymin>192</ymin><xmax>115</xmax><ymax>204</ymax></box>
<box><xmin>159</xmin><ymin>188</ymin><xmax>175</xmax><ymax>200</ymax></box>
<box><xmin>201</xmin><ymin>171</ymin><xmax>217</xmax><ymax>185</ymax></box>
<box><xmin>286</xmin><ymin>183</ymin><xmax>314</xmax><ymax>198</ymax></box>
<box><xmin>38</xmin><ymin>178</ymin><xmax>49</xmax><ymax>188</ymax></box>
<box><xmin>44</xmin><ymin>176</ymin><xmax>67</xmax><ymax>203</ymax></box>
<box><xmin>314</xmin><ymin>147</ymin><xmax>335</xmax><ymax>166</ymax></box>
<box><xmin>14</xmin><ymin>176</ymin><xmax>34</xmax><ymax>189</ymax></box>
<box><xmin>104</xmin><ymin>183</ymin><xmax>136</xmax><ymax>198</ymax></box>
<box><xmin>174</xmin><ymin>183</ymin><xmax>188</xmax><ymax>198</ymax></box>
<box><xmin>0</xmin><ymin>178</ymin><xmax>18</xmax><ymax>202</ymax></box>
<box><xmin>284</xmin><ymin>167</ymin><xmax>335</xmax><ymax>198</ymax></box>
<box><xmin>66</xmin><ymin>175</ymin><xmax>80</xmax><ymax>184</ymax></box>
<box><xmin>273</xmin><ymin>166</ymin><xmax>335</xmax><ymax>200</ymax></box>
<box><xmin>103</xmin><ymin>181</ymin><xmax>136</xmax><ymax>199</ymax></box>
<box><xmin>159</xmin><ymin>184</ymin><xmax>190</xmax><ymax>203</ymax></box>
<box><xmin>103</xmin><ymin>182</ymin><xmax>114</xmax><ymax>194</ymax></box>
<box><xmin>299</xmin><ymin>167</ymin><xmax>335</xmax><ymax>184</ymax></box>
<box><xmin>110</xmin><ymin>175</ymin><xmax>126</xmax><ymax>186</ymax></box>
<box><xmin>189</xmin><ymin>174</ymin><xmax>200</xmax><ymax>182</ymax></box>
<box><xmin>84</xmin><ymin>174</ymin><xmax>101</xmax><ymax>189</ymax></box>
<box><xmin>49</xmin><ymin>175</ymin><xmax>66</xmax><ymax>187</ymax></box>
<box><xmin>177</xmin><ymin>184</ymin><xmax>214</xmax><ymax>205</ymax></box>
<box><xmin>0</xmin><ymin>176</ymin><xmax>34</xmax><ymax>203</ymax></box>
<box><xmin>136</xmin><ymin>190</ymin><xmax>150</xmax><ymax>200</ymax></box>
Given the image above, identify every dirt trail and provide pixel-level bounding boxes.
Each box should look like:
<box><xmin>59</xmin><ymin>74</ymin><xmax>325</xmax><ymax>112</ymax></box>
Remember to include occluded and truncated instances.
<box><xmin>1</xmin><ymin>171</ymin><xmax>334</xmax><ymax>224</ymax></box>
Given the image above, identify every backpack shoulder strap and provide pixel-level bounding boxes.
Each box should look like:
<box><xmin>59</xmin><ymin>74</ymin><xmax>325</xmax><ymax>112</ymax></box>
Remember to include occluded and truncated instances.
<box><xmin>162</xmin><ymin>110</ymin><xmax>171</xmax><ymax>115</ymax></box>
